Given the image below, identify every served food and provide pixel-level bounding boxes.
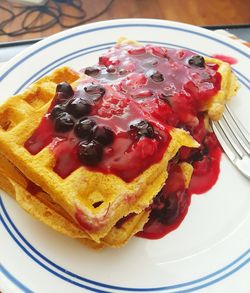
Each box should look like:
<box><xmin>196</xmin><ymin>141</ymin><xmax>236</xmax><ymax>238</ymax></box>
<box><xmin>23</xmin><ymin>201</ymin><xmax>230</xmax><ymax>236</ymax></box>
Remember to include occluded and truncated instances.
<box><xmin>0</xmin><ymin>39</ymin><xmax>238</xmax><ymax>248</ymax></box>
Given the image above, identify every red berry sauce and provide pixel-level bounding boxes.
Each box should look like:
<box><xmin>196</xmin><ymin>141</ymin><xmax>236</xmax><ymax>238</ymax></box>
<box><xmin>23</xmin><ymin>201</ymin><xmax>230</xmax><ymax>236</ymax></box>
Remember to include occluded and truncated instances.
<box><xmin>137</xmin><ymin>164</ymin><xmax>190</xmax><ymax>239</ymax></box>
<box><xmin>211</xmin><ymin>54</ymin><xmax>238</xmax><ymax>65</ymax></box>
<box><xmin>26</xmin><ymin>180</ymin><xmax>42</xmax><ymax>195</ymax></box>
<box><xmin>25</xmin><ymin>78</ymin><xmax>171</xmax><ymax>182</ymax></box>
<box><xmin>137</xmin><ymin>116</ymin><xmax>222</xmax><ymax>239</ymax></box>
<box><xmin>25</xmin><ymin>43</ymin><xmax>224</xmax><ymax>239</ymax></box>
<box><xmin>91</xmin><ymin>43</ymin><xmax>221</xmax><ymax>128</ymax></box>
<box><xmin>82</xmin><ymin>43</ymin><xmax>223</xmax><ymax>239</ymax></box>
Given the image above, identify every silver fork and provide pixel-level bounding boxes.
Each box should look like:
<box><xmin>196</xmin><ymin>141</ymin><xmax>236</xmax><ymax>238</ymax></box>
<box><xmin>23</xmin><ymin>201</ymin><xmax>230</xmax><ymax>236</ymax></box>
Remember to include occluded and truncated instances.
<box><xmin>212</xmin><ymin>105</ymin><xmax>250</xmax><ymax>179</ymax></box>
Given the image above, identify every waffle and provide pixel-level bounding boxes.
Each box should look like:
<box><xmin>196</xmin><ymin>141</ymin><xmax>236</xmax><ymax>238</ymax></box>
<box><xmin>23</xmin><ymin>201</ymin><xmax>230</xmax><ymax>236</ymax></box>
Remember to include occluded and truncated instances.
<box><xmin>202</xmin><ymin>57</ymin><xmax>238</xmax><ymax>120</ymax></box>
<box><xmin>0</xmin><ymin>152</ymin><xmax>192</xmax><ymax>248</ymax></box>
<box><xmin>0</xmin><ymin>40</ymin><xmax>238</xmax><ymax>248</ymax></box>
<box><xmin>0</xmin><ymin>66</ymin><xmax>198</xmax><ymax>244</ymax></box>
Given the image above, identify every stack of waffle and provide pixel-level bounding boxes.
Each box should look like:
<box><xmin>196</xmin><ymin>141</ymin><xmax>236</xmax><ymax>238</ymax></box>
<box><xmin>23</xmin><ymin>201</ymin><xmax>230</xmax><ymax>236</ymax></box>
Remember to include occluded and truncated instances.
<box><xmin>0</xmin><ymin>40</ymin><xmax>238</xmax><ymax>248</ymax></box>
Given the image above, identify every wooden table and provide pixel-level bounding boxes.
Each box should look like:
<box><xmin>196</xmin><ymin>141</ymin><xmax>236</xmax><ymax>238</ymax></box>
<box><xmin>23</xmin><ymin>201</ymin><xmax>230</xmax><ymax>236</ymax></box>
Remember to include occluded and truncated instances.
<box><xmin>0</xmin><ymin>0</ymin><xmax>250</xmax><ymax>42</ymax></box>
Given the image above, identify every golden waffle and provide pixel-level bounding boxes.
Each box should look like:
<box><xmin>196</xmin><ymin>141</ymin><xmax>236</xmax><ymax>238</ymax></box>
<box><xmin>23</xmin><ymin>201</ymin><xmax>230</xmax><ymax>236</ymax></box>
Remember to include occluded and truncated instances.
<box><xmin>0</xmin><ymin>39</ymin><xmax>238</xmax><ymax>247</ymax></box>
<box><xmin>0</xmin><ymin>151</ymin><xmax>145</xmax><ymax>248</ymax></box>
<box><xmin>0</xmin><ymin>151</ymin><xmax>193</xmax><ymax>248</ymax></box>
<box><xmin>0</xmin><ymin>67</ymin><xmax>199</xmax><ymax>243</ymax></box>
<box><xmin>202</xmin><ymin>57</ymin><xmax>238</xmax><ymax>120</ymax></box>
<box><xmin>0</xmin><ymin>152</ymin><xmax>151</xmax><ymax>248</ymax></box>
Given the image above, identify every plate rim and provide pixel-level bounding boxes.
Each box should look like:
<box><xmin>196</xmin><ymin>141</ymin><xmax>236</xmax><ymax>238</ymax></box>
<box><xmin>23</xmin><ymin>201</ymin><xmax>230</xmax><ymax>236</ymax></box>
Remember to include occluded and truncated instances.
<box><xmin>1</xmin><ymin>18</ymin><xmax>250</xmax><ymax>83</ymax></box>
<box><xmin>0</xmin><ymin>18</ymin><xmax>250</xmax><ymax>293</ymax></box>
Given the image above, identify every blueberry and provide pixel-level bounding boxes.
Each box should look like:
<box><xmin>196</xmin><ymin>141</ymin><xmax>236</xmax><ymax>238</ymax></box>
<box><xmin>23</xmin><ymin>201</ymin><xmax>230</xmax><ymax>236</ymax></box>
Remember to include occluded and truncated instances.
<box><xmin>50</xmin><ymin>104</ymin><xmax>66</xmax><ymax>120</ymax></box>
<box><xmin>84</xmin><ymin>84</ymin><xmax>106</xmax><ymax>101</ymax></box>
<box><xmin>160</xmin><ymin>93</ymin><xmax>172</xmax><ymax>106</ymax></box>
<box><xmin>55</xmin><ymin>112</ymin><xmax>74</xmax><ymax>132</ymax></box>
<box><xmin>188</xmin><ymin>55</ymin><xmax>205</xmax><ymax>67</ymax></box>
<box><xmin>74</xmin><ymin>118</ymin><xmax>96</xmax><ymax>139</ymax></box>
<box><xmin>157</xmin><ymin>193</ymin><xmax>179</xmax><ymax>225</ymax></box>
<box><xmin>150</xmin><ymin>70</ymin><xmax>164</xmax><ymax>82</ymax></box>
<box><xmin>119</xmin><ymin>69</ymin><xmax>128</xmax><ymax>75</ymax></box>
<box><xmin>78</xmin><ymin>140</ymin><xmax>103</xmax><ymax>165</ymax></box>
<box><xmin>66</xmin><ymin>98</ymin><xmax>91</xmax><ymax>118</ymax></box>
<box><xmin>94</xmin><ymin>126</ymin><xmax>114</xmax><ymax>146</ymax></box>
<box><xmin>130</xmin><ymin>120</ymin><xmax>155</xmax><ymax>138</ymax></box>
<box><xmin>84</xmin><ymin>66</ymin><xmax>100</xmax><ymax>77</ymax></box>
<box><xmin>201</xmin><ymin>72</ymin><xmax>210</xmax><ymax>80</ymax></box>
<box><xmin>56</xmin><ymin>82</ymin><xmax>74</xmax><ymax>98</ymax></box>
<box><xmin>188</xmin><ymin>150</ymin><xmax>203</xmax><ymax>162</ymax></box>
<box><xmin>106</xmin><ymin>66</ymin><xmax>116</xmax><ymax>73</ymax></box>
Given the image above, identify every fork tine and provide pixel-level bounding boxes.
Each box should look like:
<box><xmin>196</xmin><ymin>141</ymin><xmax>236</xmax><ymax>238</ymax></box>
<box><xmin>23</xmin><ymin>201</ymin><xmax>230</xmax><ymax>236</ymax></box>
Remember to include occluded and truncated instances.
<box><xmin>218</xmin><ymin>118</ymin><xmax>245</xmax><ymax>158</ymax></box>
<box><xmin>225</xmin><ymin>105</ymin><xmax>250</xmax><ymax>142</ymax></box>
<box><xmin>235</xmin><ymin>156</ymin><xmax>250</xmax><ymax>179</ymax></box>
<box><xmin>212</xmin><ymin>121</ymin><xmax>238</xmax><ymax>162</ymax></box>
<box><xmin>224</xmin><ymin>105</ymin><xmax>250</xmax><ymax>155</ymax></box>
<box><xmin>212</xmin><ymin>121</ymin><xmax>250</xmax><ymax>179</ymax></box>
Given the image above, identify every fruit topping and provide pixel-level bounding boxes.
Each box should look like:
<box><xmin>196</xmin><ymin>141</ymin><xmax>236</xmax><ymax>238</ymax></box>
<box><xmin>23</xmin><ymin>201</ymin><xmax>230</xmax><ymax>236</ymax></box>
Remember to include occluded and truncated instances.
<box><xmin>74</xmin><ymin>118</ymin><xmax>96</xmax><ymax>140</ymax></box>
<box><xmin>25</xmin><ymin>77</ymin><xmax>170</xmax><ymax>181</ymax></box>
<box><xmin>26</xmin><ymin>180</ymin><xmax>42</xmax><ymax>195</ymax></box>
<box><xmin>137</xmin><ymin>164</ymin><xmax>190</xmax><ymax>239</ymax></box>
<box><xmin>119</xmin><ymin>69</ymin><xmax>128</xmax><ymax>75</ymax></box>
<box><xmin>211</xmin><ymin>54</ymin><xmax>238</xmax><ymax>65</ymax></box>
<box><xmin>50</xmin><ymin>104</ymin><xmax>66</xmax><ymax>120</ymax></box>
<box><xmin>149</xmin><ymin>70</ymin><xmax>164</xmax><ymax>82</ymax></box>
<box><xmin>25</xmin><ymin>42</ymin><xmax>223</xmax><ymax>213</ymax></box>
<box><xmin>160</xmin><ymin>93</ymin><xmax>172</xmax><ymax>105</ymax></box>
<box><xmin>66</xmin><ymin>98</ymin><xmax>91</xmax><ymax>118</ymax></box>
<box><xmin>82</xmin><ymin>43</ymin><xmax>223</xmax><ymax>238</ymax></box>
<box><xmin>94</xmin><ymin>126</ymin><xmax>114</xmax><ymax>146</ymax></box>
<box><xmin>94</xmin><ymin>44</ymin><xmax>221</xmax><ymax>116</ymax></box>
<box><xmin>130</xmin><ymin>120</ymin><xmax>155</xmax><ymax>138</ymax></box>
<box><xmin>84</xmin><ymin>66</ymin><xmax>100</xmax><ymax>77</ymax></box>
<box><xmin>78</xmin><ymin>140</ymin><xmax>103</xmax><ymax>166</ymax></box>
<box><xmin>56</xmin><ymin>81</ymin><xmax>74</xmax><ymax>97</ymax></box>
<box><xmin>84</xmin><ymin>84</ymin><xmax>106</xmax><ymax>101</ymax></box>
<box><xmin>128</xmin><ymin>47</ymin><xmax>146</xmax><ymax>55</ymax></box>
<box><xmin>115</xmin><ymin>213</ymin><xmax>136</xmax><ymax>228</ymax></box>
<box><xmin>55</xmin><ymin>112</ymin><xmax>74</xmax><ymax>132</ymax></box>
<box><xmin>188</xmin><ymin>55</ymin><xmax>205</xmax><ymax>68</ymax></box>
<box><xmin>106</xmin><ymin>66</ymin><xmax>116</xmax><ymax>73</ymax></box>
<box><xmin>150</xmin><ymin>46</ymin><xmax>168</xmax><ymax>58</ymax></box>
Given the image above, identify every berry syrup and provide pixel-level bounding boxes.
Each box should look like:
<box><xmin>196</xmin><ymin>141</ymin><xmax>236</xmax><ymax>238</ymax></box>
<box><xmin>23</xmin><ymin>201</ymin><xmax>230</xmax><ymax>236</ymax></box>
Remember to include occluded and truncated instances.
<box><xmin>137</xmin><ymin>164</ymin><xmax>190</xmax><ymax>239</ymax></box>
<box><xmin>83</xmin><ymin>43</ymin><xmax>223</xmax><ymax>239</ymax></box>
<box><xmin>137</xmin><ymin>116</ymin><xmax>222</xmax><ymax>239</ymax></box>
<box><xmin>211</xmin><ymin>54</ymin><xmax>238</xmax><ymax>65</ymax></box>
<box><xmin>90</xmin><ymin>43</ymin><xmax>221</xmax><ymax>128</ymax></box>
<box><xmin>25</xmin><ymin>79</ymin><xmax>171</xmax><ymax>182</ymax></box>
<box><xmin>25</xmin><ymin>43</ymin><xmax>224</xmax><ymax>240</ymax></box>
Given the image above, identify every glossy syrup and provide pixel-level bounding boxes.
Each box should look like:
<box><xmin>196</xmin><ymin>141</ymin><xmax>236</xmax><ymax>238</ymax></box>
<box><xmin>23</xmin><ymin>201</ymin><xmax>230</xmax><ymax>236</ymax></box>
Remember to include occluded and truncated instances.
<box><xmin>211</xmin><ymin>54</ymin><xmax>238</xmax><ymax>65</ymax></box>
<box><xmin>25</xmin><ymin>43</ymin><xmax>223</xmax><ymax>238</ymax></box>
<box><xmin>90</xmin><ymin>43</ymin><xmax>223</xmax><ymax>239</ymax></box>
<box><xmin>25</xmin><ymin>80</ymin><xmax>171</xmax><ymax>182</ymax></box>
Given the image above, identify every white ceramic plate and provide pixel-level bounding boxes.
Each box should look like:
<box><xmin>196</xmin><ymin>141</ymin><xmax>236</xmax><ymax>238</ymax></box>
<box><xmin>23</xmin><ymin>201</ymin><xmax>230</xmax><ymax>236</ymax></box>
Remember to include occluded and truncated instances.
<box><xmin>0</xmin><ymin>19</ymin><xmax>249</xmax><ymax>293</ymax></box>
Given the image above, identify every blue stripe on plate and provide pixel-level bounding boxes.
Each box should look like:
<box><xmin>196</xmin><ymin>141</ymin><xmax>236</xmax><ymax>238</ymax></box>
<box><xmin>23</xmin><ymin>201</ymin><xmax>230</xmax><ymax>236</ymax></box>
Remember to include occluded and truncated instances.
<box><xmin>1</xmin><ymin>22</ymin><xmax>249</xmax><ymax>83</ymax></box>
<box><xmin>0</xmin><ymin>209</ymin><xmax>111</xmax><ymax>293</ymax></box>
<box><xmin>14</xmin><ymin>44</ymin><xmax>115</xmax><ymax>94</ymax></box>
<box><xmin>0</xmin><ymin>263</ymin><xmax>33</xmax><ymax>293</ymax></box>
<box><xmin>1</xmin><ymin>22</ymin><xmax>250</xmax><ymax>292</ymax></box>
<box><xmin>14</xmin><ymin>42</ymin><xmax>249</xmax><ymax>95</ymax></box>
<box><xmin>176</xmin><ymin>256</ymin><xmax>250</xmax><ymax>293</ymax></box>
<box><xmin>1</xmin><ymin>197</ymin><xmax>250</xmax><ymax>293</ymax></box>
